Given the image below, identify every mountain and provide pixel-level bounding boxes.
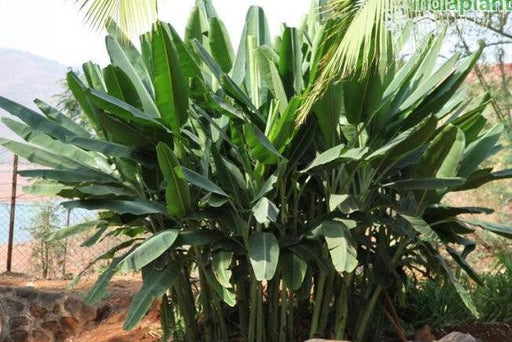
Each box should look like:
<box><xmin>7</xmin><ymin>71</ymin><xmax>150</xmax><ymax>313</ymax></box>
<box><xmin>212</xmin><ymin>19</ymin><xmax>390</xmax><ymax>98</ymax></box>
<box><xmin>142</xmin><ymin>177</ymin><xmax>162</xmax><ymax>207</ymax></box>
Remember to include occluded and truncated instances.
<box><xmin>0</xmin><ymin>48</ymin><xmax>68</xmax><ymax>163</ymax></box>
<box><xmin>0</xmin><ymin>48</ymin><xmax>68</xmax><ymax>136</ymax></box>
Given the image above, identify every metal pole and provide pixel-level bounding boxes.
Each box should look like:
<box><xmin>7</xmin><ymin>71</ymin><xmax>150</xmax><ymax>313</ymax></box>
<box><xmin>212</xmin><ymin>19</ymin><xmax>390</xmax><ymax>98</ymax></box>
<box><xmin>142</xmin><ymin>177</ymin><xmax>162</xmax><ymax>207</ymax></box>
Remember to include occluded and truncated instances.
<box><xmin>6</xmin><ymin>155</ymin><xmax>18</xmax><ymax>272</ymax></box>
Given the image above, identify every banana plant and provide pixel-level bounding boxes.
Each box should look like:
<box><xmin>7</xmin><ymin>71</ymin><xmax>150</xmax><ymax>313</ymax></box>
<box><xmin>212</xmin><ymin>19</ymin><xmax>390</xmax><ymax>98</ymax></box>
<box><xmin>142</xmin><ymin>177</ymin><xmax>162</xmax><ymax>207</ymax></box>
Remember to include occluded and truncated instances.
<box><xmin>1</xmin><ymin>1</ymin><xmax>511</xmax><ymax>341</ymax></box>
<box><xmin>300</xmin><ymin>28</ymin><xmax>512</xmax><ymax>339</ymax></box>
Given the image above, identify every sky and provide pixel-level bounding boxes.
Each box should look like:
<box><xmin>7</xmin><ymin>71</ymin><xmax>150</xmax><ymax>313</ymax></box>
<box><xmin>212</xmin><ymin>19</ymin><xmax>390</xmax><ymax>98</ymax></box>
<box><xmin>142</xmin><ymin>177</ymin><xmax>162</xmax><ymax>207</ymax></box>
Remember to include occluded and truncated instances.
<box><xmin>0</xmin><ymin>0</ymin><xmax>312</xmax><ymax>67</ymax></box>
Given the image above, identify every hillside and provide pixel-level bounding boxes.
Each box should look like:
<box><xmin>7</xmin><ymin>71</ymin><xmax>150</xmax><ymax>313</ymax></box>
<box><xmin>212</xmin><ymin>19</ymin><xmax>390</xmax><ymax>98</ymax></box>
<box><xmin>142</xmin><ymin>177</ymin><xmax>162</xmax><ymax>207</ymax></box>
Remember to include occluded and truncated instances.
<box><xmin>0</xmin><ymin>48</ymin><xmax>67</xmax><ymax>143</ymax></box>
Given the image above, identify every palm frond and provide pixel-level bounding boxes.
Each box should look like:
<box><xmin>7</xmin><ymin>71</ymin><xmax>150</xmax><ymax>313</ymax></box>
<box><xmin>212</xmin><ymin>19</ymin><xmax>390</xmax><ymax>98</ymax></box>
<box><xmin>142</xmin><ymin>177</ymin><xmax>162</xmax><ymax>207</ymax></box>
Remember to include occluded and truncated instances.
<box><xmin>75</xmin><ymin>0</ymin><xmax>159</xmax><ymax>36</ymax></box>
<box><xmin>297</xmin><ymin>0</ymin><xmax>408</xmax><ymax>124</ymax></box>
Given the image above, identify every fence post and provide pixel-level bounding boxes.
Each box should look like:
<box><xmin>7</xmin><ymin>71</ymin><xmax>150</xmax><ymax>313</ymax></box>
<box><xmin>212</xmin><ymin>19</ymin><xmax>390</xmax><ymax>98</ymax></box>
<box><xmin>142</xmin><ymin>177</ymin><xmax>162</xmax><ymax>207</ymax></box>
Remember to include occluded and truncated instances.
<box><xmin>62</xmin><ymin>209</ymin><xmax>71</xmax><ymax>276</ymax></box>
<box><xmin>6</xmin><ymin>154</ymin><xmax>18</xmax><ymax>273</ymax></box>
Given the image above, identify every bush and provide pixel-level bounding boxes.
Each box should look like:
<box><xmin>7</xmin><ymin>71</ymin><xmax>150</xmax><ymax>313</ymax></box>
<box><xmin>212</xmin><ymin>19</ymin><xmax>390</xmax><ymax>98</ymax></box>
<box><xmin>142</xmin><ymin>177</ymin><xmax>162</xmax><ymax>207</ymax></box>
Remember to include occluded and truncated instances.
<box><xmin>1</xmin><ymin>1</ymin><xmax>511</xmax><ymax>341</ymax></box>
<box><xmin>404</xmin><ymin>252</ymin><xmax>512</xmax><ymax>329</ymax></box>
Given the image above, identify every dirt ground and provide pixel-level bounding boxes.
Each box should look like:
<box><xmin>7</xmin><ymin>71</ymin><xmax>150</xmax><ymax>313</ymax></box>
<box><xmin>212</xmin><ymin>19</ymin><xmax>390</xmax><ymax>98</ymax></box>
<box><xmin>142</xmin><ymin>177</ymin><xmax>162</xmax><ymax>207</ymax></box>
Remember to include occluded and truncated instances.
<box><xmin>1</xmin><ymin>272</ymin><xmax>512</xmax><ymax>342</ymax></box>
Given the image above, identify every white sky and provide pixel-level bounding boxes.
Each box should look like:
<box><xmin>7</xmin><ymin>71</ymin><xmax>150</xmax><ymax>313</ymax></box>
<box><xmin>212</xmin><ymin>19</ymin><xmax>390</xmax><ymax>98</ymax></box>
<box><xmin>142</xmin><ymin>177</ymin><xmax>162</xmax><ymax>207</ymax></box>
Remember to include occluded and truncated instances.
<box><xmin>0</xmin><ymin>0</ymin><xmax>312</xmax><ymax>67</ymax></box>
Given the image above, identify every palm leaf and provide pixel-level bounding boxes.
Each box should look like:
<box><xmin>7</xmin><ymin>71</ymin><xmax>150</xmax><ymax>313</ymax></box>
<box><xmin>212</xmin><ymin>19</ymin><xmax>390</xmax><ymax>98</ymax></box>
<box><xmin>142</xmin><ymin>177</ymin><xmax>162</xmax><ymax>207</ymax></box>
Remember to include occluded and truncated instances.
<box><xmin>297</xmin><ymin>0</ymin><xmax>409</xmax><ymax>123</ymax></box>
<box><xmin>76</xmin><ymin>0</ymin><xmax>159</xmax><ymax>37</ymax></box>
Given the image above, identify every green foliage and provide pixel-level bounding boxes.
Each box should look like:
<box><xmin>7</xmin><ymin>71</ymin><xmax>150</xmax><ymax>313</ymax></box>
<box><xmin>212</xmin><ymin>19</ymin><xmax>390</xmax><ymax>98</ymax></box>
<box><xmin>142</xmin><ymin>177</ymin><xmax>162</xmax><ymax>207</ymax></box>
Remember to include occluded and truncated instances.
<box><xmin>52</xmin><ymin>71</ymin><xmax>94</xmax><ymax>133</ymax></box>
<box><xmin>404</xmin><ymin>253</ymin><xmax>512</xmax><ymax>328</ymax></box>
<box><xmin>25</xmin><ymin>202</ymin><xmax>68</xmax><ymax>279</ymax></box>
<box><xmin>1</xmin><ymin>1</ymin><xmax>511</xmax><ymax>341</ymax></box>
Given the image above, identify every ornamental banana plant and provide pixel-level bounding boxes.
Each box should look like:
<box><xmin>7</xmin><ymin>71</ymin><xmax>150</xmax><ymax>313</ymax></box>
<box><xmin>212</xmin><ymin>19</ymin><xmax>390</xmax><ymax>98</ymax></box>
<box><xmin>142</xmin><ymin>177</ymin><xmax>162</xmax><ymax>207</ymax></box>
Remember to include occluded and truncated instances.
<box><xmin>1</xmin><ymin>1</ymin><xmax>511</xmax><ymax>341</ymax></box>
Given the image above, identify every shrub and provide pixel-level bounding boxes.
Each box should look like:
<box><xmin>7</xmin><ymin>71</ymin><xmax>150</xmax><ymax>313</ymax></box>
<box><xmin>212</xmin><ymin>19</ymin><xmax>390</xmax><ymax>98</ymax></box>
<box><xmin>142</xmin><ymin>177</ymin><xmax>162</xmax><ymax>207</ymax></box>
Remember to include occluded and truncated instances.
<box><xmin>0</xmin><ymin>1</ymin><xmax>511</xmax><ymax>341</ymax></box>
<box><xmin>404</xmin><ymin>253</ymin><xmax>512</xmax><ymax>328</ymax></box>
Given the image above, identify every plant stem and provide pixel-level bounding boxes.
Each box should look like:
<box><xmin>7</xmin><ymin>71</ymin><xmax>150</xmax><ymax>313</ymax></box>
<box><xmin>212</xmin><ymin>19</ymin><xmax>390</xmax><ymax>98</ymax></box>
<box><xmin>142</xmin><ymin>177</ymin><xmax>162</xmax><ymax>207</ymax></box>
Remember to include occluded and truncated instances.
<box><xmin>383</xmin><ymin>289</ymin><xmax>407</xmax><ymax>342</ymax></box>
<box><xmin>383</xmin><ymin>307</ymin><xmax>408</xmax><ymax>342</ymax></box>
<box><xmin>309</xmin><ymin>272</ymin><xmax>327</xmax><ymax>338</ymax></box>
<box><xmin>174</xmin><ymin>273</ymin><xmax>198</xmax><ymax>342</ymax></box>
<box><xmin>318</xmin><ymin>271</ymin><xmax>335</xmax><ymax>335</ymax></box>
<box><xmin>268</xmin><ymin>277</ymin><xmax>280</xmax><ymax>341</ymax></box>
<box><xmin>355</xmin><ymin>285</ymin><xmax>383</xmax><ymax>342</ymax></box>
<box><xmin>237</xmin><ymin>268</ymin><xmax>249</xmax><ymax>338</ymax></box>
<box><xmin>354</xmin><ymin>237</ymin><xmax>409</xmax><ymax>341</ymax></box>
<box><xmin>334</xmin><ymin>273</ymin><xmax>352</xmax><ymax>339</ymax></box>
<box><xmin>210</xmin><ymin>287</ymin><xmax>229</xmax><ymax>341</ymax></box>
<box><xmin>287</xmin><ymin>292</ymin><xmax>294</xmax><ymax>341</ymax></box>
<box><xmin>248</xmin><ymin>278</ymin><xmax>258</xmax><ymax>342</ymax></box>
<box><xmin>256</xmin><ymin>284</ymin><xmax>265</xmax><ymax>342</ymax></box>
<box><xmin>195</xmin><ymin>249</ymin><xmax>213</xmax><ymax>342</ymax></box>
<box><xmin>160</xmin><ymin>293</ymin><xmax>175</xmax><ymax>342</ymax></box>
<box><xmin>279</xmin><ymin>288</ymin><xmax>287</xmax><ymax>342</ymax></box>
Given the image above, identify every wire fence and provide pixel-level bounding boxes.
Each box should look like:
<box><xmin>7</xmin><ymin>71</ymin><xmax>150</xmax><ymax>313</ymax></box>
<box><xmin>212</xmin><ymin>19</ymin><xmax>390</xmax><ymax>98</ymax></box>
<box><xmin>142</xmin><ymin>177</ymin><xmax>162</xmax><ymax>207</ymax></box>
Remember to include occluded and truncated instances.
<box><xmin>0</xmin><ymin>149</ymin><xmax>120</xmax><ymax>279</ymax></box>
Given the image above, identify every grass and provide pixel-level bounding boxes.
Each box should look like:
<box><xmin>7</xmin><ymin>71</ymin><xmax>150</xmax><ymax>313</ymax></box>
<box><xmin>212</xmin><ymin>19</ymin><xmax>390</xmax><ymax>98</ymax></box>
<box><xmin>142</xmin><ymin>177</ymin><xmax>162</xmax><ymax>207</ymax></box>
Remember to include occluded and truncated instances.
<box><xmin>401</xmin><ymin>252</ymin><xmax>512</xmax><ymax>331</ymax></box>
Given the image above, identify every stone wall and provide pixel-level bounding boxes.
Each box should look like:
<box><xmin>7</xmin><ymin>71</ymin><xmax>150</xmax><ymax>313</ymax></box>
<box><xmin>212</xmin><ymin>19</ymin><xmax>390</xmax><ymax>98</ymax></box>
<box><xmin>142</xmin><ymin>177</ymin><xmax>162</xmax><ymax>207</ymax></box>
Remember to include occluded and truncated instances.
<box><xmin>0</xmin><ymin>287</ymin><xmax>98</xmax><ymax>342</ymax></box>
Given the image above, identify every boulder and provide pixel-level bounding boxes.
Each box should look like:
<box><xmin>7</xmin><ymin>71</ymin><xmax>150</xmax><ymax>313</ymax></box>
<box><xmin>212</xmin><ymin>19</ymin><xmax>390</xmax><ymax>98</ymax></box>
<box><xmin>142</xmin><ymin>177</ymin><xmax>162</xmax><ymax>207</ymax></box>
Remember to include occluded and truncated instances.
<box><xmin>304</xmin><ymin>340</ymin><xmax>351</xmax><ymax>342</ymax></box>
<box><xmin>438</xmin><ymin>332</ymin><xmax>478</xmax><ymax>342</ymax></box>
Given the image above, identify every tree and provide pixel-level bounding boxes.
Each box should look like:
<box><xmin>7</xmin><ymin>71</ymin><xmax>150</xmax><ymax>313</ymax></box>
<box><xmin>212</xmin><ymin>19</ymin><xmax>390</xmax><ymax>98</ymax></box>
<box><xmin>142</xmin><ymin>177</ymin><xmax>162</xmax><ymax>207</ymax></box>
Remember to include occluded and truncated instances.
<box><xmin>53</xmin><ymin>70</ymin><xmax>94</xmax><ymax>132</ymax></box>
<box><xmin>26</xmin><ymin>202</ymin><xmax>68</xmax><ymax>279</ymax></box>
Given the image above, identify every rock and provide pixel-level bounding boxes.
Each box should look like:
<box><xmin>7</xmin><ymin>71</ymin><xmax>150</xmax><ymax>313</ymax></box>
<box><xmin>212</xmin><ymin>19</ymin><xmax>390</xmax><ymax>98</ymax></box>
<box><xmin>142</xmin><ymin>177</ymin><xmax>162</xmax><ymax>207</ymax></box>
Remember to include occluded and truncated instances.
<box><xmin>8</xmin><ymin>317</ymin><xmax>30</xmax><ymax>331</ymax></box>
<box><xmin>31</xmin><ymin>329</ymin><xmax>50</xmax><ymax>342</ymax></box>
<box><xmin>81</xmin><ymin>304</ymin><xmax>98</xmax><ymax>322</ymax></box>
<box><xmin>63</xmin><ymin>296</ymin><xmax>81</xmax><ymax>313</ymax></box>
<box><xmin>304</xmin><ymin>340</ymin><xmax>351</xmax><ymax>342</ymax></box>
<box><xmin>0</xmin><ymin>286</ymin><xmax>99</xmax><ymax>342</ymax></box>
<box><xmin>0</xmin><ymin>287</ymin><xmax>11</xmax><ymax>295</ymax></box>
<box><xmin>15</xmin><ymin>288</ymin><xmax>37</xmax><ymax>301</ymax></box>
<box><xmin>39</xmin><ymin>320</ymin><xmax>61</xmax><ymax>335</ymax></box>
<box><xmin>60</xmin><ymin>316</ymin><xmax>80</xmax><ymax>332</ymax></box>
<box><xmin>28</xmin><ymin>304</ymin><xmax>48</xmax><ymax>319</ymax></box>
<box><xmin>438</xmin><ymin>332</ymin><xmax>478</xmax><ymax>342</ymax></box>
<box><xmin>414</xmin><ymin>325</ymin><xmax>435</xmax><ymax>342</ymax></box>
<box><xmin>63</xmin><ymin>295</ymin><xmax>97</xmax><ymax>323</ymax></box>
<box><xmin>94</xmin><ymin>304</ymin><xmax>111</xmax><ymax>323</ymax></box>
<box><xmin>52</xmin><ymin>304</ymin><xmax>61</xmax><ymax>315</ymax></box>
<box><xmin>3</xmin><ymin>299</ymin><xmax>24</xmax><ymax>313</ymax></box>
<box><xmin>9</xmin><ymin>330</ymin><xmax>28</xmax><ymax>342</ymax></box>
<box><xmin>36</xmin><ymin>292</ymin><xmax>61</xmax><ymax>308</ymax></box>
